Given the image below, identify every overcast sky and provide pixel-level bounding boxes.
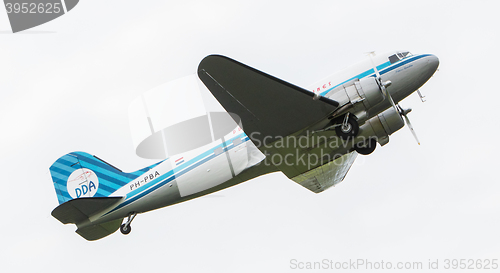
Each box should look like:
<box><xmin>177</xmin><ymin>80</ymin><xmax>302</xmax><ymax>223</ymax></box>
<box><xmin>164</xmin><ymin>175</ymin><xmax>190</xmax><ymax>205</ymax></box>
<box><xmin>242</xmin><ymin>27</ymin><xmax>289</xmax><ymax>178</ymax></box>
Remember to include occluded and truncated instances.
<box><xmin>1</xmin><ymin>1</ymin><xmax>499</xmax><ymax>272</ymax></box>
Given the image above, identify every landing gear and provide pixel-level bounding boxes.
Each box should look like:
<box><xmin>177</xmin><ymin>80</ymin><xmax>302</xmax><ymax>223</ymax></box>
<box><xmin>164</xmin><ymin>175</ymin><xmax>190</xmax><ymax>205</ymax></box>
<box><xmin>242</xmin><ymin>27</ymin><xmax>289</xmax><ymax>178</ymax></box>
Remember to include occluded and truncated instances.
<box><xmin>335</xmin><ymin>113</ymin><xmax>359</xmax><ymax>140</ymax></box>
<box><xmin>120</xmin><ymin>212</ymin><xmax>137</xmax><ymax>235</ymax></box>
<box><xmin>120</xmin><ymin>223</ymin><xmax>131</xmax><ymax>235</ymax></box>
<box><xmin>312</xmin><ymin>113</ymin><xmax>360</xmax><ymax>137</ymax></box>
<box><xmin>354</xmin><ymin>138</ymin><xmax>377</xmax><ymax>155</ymax></box>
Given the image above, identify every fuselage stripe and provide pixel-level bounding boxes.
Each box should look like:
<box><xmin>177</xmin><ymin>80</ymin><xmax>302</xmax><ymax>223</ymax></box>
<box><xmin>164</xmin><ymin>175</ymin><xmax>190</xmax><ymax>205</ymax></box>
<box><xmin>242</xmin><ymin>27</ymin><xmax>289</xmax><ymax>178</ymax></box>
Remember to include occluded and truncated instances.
<box><xmin>319</xmin><ymin>54</ymin><xmax>430</xmax><ymax>97</ymax></box>
<box><xmin>104</xmin><ymin>134</ymin><xmax>248</xmax><ymax>214</ymax></box>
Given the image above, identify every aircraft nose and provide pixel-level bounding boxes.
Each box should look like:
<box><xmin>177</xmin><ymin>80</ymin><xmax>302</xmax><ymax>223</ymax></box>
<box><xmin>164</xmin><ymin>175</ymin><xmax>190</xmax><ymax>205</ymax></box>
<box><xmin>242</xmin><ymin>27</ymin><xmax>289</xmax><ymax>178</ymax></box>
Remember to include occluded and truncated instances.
<box><xmin>426</xmin><ymin>54</ymin><xmax>439</xmax><ymax>76</ymax></box>
<box><xmin>394</xmin><ymin>54</ymin><xmax>440</xmax><ymax>99</ymax></box>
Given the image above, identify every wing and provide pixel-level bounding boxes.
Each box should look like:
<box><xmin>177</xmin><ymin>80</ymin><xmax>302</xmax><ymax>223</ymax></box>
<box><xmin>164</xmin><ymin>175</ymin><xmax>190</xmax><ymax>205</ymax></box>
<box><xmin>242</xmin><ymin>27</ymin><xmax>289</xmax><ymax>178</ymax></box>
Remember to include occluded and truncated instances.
<box><xmin>198</xmin><ymin>55</ymin><xmax>339</xmax><ymax>147</ymax></box>
<box><xmin>291</xmin><ymin>151</ymin><xmax>357</xmax><ymax>193</ymax></box>
<box><xmin>198</xmin><ymin>55</ymin><xmax>358</xmax><ymax>191</ymax></box>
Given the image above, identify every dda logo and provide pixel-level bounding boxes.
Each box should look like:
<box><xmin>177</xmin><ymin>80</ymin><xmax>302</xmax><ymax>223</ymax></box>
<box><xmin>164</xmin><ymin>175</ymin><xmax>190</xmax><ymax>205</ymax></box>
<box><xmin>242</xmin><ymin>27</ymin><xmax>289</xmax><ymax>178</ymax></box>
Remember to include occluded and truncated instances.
<box><xmin>3</xmin><ymin>0</ymin><xmax>79</xmax><ymax>33</ymax></box>
<box><xmin>67</xmin><ymin>168</ymin><xmax>100</xmax><ymax>199</ymax></box>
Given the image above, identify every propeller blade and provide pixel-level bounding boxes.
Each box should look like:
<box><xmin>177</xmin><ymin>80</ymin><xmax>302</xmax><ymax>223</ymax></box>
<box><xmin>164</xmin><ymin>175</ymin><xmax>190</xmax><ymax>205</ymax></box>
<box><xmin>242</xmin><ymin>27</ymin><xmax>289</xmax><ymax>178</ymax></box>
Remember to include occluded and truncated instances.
<box><xmin>403</xmin><ymin>114</ymin><xmax>420</xmax><ymax>145</ymax></box>
<box><xmin>385</xmin><ymin>86</ymin><xmax>398</xmax><ymax>110</ymax></box>
<box><xmin>368</xmin><ymin>52</ymin><xmax>420</xmax><ymax>145</ymax></box>
<box><xmin>382</xmin><ymin>81</ymin><xmax>400</xmax><ymax>120</ymax></box>
<box><xmin>397</xmin><ymin>104</ymin><xmax>420</xmax><ymax>145</ymax></box>
<box><xmin>368</xmin><ymin>52</ymin><xmax>381</xmax><ymax>78</ymax></box>
<box><xmin>369</xmin><ymin>52</ymin><xmax>411</xmax><ymax>141</ymax></box>
<box><xmin>369</xmin><ymin>52</ymin><xmax>398</xmax><ymax>113</ymax></box>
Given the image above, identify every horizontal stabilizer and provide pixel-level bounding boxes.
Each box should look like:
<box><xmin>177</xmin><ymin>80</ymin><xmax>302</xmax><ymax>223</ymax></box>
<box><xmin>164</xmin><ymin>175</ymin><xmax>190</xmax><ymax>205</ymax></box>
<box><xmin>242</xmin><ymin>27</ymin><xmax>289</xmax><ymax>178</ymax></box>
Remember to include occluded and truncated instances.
<box><xmin>76</xmin><ymin>218</ymin><xmax>123</xmax><ymax>241</ymax></box>
<box><xmin>51</xmin><ymin>196</ymin><xmax>124</xmax><ymax>225</ymax></box>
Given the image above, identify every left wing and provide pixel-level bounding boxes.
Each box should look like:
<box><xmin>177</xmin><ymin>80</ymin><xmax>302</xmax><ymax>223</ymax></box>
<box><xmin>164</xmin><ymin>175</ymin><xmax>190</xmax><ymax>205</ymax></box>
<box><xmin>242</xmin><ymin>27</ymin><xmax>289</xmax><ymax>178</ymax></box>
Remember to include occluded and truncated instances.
<box><xmin>198</xmin><ymin>55</ymin><xmax>358</xmax><ymax>192</ymax></box>
<box><xmin>198</xmin><ymin>55</ymin><xmax>339</xmax><ymax>147</ymax></box>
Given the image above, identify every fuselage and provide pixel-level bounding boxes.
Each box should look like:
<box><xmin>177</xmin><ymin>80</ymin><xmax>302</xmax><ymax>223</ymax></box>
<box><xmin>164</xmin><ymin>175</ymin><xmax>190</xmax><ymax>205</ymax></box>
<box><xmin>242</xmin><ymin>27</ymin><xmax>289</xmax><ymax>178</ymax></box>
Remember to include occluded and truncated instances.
<box><xmin>311</xmin><ymin>51</ymin><xmax>439</xmax><ymax>119</ymax></box>
<box><xmin>88</xmin><ymin>51</ymin><xmax>439</xmax><ymax>227</ymax></box>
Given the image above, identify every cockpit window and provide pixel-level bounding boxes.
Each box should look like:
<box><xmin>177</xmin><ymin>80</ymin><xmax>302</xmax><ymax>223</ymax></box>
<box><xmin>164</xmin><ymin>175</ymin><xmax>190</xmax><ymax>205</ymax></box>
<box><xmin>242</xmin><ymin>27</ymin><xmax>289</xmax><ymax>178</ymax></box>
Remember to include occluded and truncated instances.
<box><xmin>399</xmin><ymin>51</ymin><xmax>411</xmax><ymax>58</ymax></box>
<box><xmin>389</xmin><ymin>54</ymin><xmax>400</xmax><ymax>64</ymax></box>
<box><xmin>388</xmin><ymin>51</ymin><xmax>412</xmax><ymax>64</ymax></box>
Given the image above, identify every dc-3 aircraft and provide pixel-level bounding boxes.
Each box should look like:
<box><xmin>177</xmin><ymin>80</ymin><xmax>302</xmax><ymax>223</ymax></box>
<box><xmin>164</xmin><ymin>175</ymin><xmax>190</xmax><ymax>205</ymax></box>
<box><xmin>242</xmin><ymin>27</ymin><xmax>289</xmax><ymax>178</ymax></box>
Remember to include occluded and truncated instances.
<box><xmin>50</xmin><ymin>51</ymin><xmax>439</xmax><ymax>240</ymax></box>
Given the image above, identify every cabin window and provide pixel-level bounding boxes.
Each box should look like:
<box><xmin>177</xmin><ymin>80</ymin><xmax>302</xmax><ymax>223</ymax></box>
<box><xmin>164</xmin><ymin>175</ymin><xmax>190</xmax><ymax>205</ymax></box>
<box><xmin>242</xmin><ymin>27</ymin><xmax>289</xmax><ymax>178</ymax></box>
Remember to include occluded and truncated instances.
<box><xmin>232</xmin><ymin>138</ymin><xmax>242</xmax><ymax>146</ymax></box>
<box><xmin>214</xmin><ymin>147</ymin><xmax>223</xmax><ymax>155</ymax></box>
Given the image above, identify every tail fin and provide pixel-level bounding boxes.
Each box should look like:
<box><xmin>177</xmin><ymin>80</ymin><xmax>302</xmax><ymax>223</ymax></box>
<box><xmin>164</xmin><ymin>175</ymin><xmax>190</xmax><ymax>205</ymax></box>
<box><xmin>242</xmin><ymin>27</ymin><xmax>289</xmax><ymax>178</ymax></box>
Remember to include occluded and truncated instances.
<box><xmin>49</xmin><ymin>151</ymin><xmax>155</xmax><ymax>205</ymax></box>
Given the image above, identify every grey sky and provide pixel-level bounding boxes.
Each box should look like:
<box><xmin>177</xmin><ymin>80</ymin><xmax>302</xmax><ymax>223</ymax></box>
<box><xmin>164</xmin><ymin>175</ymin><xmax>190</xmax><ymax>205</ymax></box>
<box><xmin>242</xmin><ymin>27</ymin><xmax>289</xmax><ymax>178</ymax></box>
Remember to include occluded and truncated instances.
<box><xmin>1</xmin><ymin>1</ymin><xmax>499</xmax><ymax>272</ymax></box>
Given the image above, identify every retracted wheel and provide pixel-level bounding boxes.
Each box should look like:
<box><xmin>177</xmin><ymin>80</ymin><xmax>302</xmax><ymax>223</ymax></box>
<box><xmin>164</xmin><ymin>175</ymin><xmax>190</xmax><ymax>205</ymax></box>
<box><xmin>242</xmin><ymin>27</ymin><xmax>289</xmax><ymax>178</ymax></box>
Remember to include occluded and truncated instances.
<box><xmin>354</xmin><ymin>138</ymin><xmax>377</xmax><ymax>155</ymax></box>
<box><xmin>120</xmin><ymin>224</ymin><xmax>132</xmax><ymax>235</ymax></box>
<box><xmin>335</xmin><ymin>114</ymin><xmax>359</xmax><ymax>140</ymax></box>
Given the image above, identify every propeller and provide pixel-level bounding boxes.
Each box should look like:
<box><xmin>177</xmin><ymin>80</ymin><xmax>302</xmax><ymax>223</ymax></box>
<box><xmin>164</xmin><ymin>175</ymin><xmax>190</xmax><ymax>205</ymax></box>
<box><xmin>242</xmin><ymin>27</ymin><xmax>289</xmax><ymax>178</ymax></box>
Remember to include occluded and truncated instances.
<box><xmin>368</xmin><ymin>52</ymin><xmax>420</xmax><ymax>145</ymax></box>
<box><xmin>397</xmin><ymin>104</ymin><xmax>420</xmax><ymax>145</ymax></box>
<box><xmin>368</xmin><ymin>52</ymin><xmax>394</xmax><ymax>106</ymax></box>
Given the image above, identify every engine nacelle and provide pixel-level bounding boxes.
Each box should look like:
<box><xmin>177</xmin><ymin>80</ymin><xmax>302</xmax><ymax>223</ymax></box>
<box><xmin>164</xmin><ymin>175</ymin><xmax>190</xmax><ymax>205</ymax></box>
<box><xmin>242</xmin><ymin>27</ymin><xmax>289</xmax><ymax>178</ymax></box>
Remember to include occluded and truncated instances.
<box><xmin>356</xmin><ymin>77</ymin><xmax>385</xmax><ymax>109</ymax></box>
<box><xmin>357</xmin><ymin>107</ymin><xmax>405</xmax><ymax>146</ymax></box>
<box><xmin>326</xmin><ymin>77</ymin><xmax>385</xmax><ymax>122</ymax></box>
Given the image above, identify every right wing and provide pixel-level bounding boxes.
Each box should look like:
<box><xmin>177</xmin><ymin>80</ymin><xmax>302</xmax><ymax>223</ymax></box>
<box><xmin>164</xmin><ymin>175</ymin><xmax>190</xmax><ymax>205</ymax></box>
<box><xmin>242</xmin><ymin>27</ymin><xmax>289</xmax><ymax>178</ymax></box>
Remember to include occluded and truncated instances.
<box><xmin>291</xmin><ymin>151</ymin><xmax>357</xmax><ymax>193</ymax></box>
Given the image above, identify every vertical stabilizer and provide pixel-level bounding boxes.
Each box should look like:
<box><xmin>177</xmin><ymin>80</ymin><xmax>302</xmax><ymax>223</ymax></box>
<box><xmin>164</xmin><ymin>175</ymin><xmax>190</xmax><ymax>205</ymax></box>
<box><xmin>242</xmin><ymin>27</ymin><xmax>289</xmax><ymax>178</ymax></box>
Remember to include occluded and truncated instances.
<box><xmin>49</xmin><ymin>151</ymin><xmax>159</xmax><ymax>204</ymax></box>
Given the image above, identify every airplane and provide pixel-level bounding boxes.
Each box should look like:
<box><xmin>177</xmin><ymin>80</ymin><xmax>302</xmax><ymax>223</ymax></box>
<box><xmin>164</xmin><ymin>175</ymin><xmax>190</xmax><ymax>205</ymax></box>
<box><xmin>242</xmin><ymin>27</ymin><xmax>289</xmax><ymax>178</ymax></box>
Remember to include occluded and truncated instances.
<box><xmin>50</xmin><ymin>51</ymin><xmax>439</xmax><ymax>240</ymax></box>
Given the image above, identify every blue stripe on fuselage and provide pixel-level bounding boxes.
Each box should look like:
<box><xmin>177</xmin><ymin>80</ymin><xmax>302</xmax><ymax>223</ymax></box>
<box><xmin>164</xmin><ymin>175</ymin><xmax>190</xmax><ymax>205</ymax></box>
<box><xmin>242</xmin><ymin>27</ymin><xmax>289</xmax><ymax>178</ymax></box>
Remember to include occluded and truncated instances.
<box><xmin>104</xmin><ymin>134</ymin><xmax>248</xmax><ymax>214</ymax></box>
<box><xmin>319</xmin><ymin>54</ymin><xmax>430</xmax><ymax>97</ymax></box>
